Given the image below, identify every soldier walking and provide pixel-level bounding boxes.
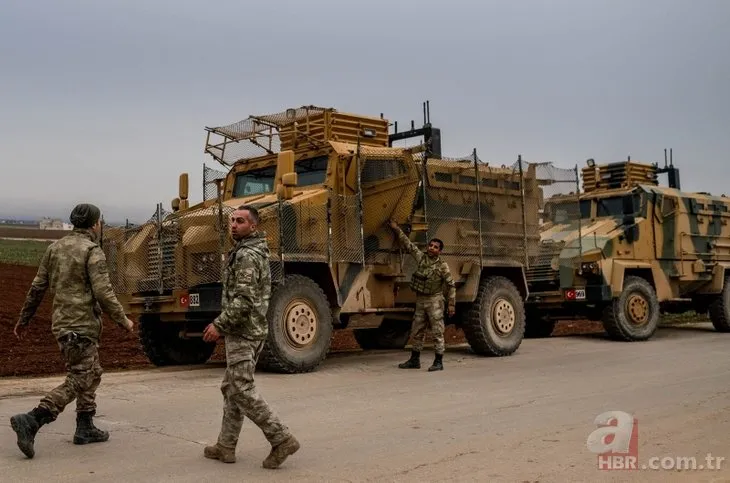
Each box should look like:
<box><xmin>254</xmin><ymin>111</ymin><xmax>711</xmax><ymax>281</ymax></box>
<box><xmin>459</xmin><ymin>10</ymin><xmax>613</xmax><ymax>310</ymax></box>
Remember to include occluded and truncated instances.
<box><xmin>202</xmin><ymin>205</ymin><xmax>300</xmax><ymax>469</ymax></box>
<box><xmin>10</xmin><ymin>203</ymin><xmax>135</xmax><ymax>459</ymax></box>
<box><xmin>389</xmin><ymin>219</ymin><xmax>456</xmax><ymax>371</ymax></box>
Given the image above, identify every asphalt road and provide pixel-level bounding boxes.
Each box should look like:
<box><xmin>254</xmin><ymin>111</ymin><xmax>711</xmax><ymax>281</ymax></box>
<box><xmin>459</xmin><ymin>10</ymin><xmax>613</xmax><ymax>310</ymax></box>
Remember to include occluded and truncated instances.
<box><xmin>1</xmin><ymin>323</ymin><xmax>729</xmax><ymax>482</ymax></box>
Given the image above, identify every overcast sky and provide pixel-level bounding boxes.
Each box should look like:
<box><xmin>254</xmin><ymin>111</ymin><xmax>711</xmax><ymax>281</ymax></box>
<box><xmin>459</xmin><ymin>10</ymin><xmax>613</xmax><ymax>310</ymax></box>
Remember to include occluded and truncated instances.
<box><xmin>1</xmin><ymin>0</ymin><xmax>728</xmax><ymax>223</ymax></box>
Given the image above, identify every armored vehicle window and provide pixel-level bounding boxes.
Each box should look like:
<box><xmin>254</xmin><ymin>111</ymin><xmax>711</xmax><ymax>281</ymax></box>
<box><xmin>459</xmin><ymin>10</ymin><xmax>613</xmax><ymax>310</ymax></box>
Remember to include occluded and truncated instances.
<box><xmin>597</xmin><ymin>195</ymin><xmax>639</xmax><ymax>217</ymax></box>
<box><xmin>662</xmin><ymin>196</ymin><xmax>677</xmax><ymax>217</ymax></box>
<box><xmin>233</xmin><ymin>166</ymin><xmax>276</xmax><ymax>197</ymax></box>
<box><xmin>547</xmin><ymin>200</ymin><xmax>591</xmax><ymax>222</ymax></box>
<box><xmin>361</xmin><ymin>158</ymin><xmax>407</xmax><ymax>183</ymax></box>
<box><xmin>295</xmin><ymin>155</ymin><xmax>328</xmax><ymax>186</ymax></box>
<box><xmin>232</xmin><ymin>156</ymin><xmax>328</xmax><ymax>197</ymax></box>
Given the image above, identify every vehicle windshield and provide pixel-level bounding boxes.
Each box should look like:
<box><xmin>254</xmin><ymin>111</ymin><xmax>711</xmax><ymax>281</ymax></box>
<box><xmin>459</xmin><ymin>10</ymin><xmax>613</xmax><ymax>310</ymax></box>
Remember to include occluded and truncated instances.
<box><xmin>233</xmin><ymin>166</ymin><xmax>276</xmax><ymax>197</ymax></box>
<box><xmin>595</xmin><ymin>194</ymin><xmax>640</xmax><ymax>218</ymax></box>
<box><xmin>232</xmin><ymin>155</ymin><xmax>329</xmax><ymax>198</ymax></box>
<box><xmin>547</xmin><ymin>200</ymin><xmax>591</xmax><ymax>223</ymax></box>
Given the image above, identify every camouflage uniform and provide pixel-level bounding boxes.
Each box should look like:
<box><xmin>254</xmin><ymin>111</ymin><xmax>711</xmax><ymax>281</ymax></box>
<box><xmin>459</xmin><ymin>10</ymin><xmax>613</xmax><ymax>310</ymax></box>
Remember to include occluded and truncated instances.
<box><xmin>394</xmin><ymin>226</ymin><xmax>456</xmax><ymax>371</ymax></box>
<box><xmin>204</xmin><ymin>231</ymin><xmax>300</xmax><ymax>468</ymax></box>
<box><xmin>10</xmin><ymin>220</ymin><xmax>131</xmax><ymax>459</ymax></box>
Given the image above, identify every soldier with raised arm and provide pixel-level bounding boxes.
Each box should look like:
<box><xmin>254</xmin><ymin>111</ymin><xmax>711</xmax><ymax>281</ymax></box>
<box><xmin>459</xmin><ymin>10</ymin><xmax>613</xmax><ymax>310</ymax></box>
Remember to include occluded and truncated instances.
<box><xmin>389</xmin><ymin>219</ymin><xmax>456</xmax><ymax>371</ymax></box>
<box><xmin>9</xmin><ymin>203</ymin><xmax>135</xmax><ymax>459</ymax></box>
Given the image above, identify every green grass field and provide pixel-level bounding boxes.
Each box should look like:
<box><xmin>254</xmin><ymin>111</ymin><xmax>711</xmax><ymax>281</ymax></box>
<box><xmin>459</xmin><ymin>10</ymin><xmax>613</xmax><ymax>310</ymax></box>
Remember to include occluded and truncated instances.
<box><xmin>0</xmin><ymin>239</ymin><xmax>52</xmax><ymax>266</ymax></box>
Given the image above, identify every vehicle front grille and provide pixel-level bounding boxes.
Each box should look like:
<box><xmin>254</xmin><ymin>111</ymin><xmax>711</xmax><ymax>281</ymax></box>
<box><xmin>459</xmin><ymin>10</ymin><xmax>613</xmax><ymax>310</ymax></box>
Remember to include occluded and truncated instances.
<box><xmin>145</xmin><ymin>224</ymin><xmax>179</xmax><ymax>291</ymax></box>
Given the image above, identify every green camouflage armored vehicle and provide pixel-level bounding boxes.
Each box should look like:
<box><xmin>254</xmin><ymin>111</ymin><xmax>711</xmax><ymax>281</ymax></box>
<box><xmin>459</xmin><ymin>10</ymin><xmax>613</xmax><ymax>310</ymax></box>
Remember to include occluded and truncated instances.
<box><xmin>103</xmin><ymin>103</ymin><xmax>547</xmax><ymax>373</ymax></box>
<box><xmin>524</xmin><ymin>157</ymin><xmax>730</xmax><ymax>341</ymax></box>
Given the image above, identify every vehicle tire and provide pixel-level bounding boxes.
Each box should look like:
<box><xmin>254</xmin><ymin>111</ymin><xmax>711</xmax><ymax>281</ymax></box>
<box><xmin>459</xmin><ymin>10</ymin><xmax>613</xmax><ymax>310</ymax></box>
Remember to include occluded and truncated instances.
<box><xmin>601</xmin><ymin>276</ymin><xmax>660</xmax><ymax>341</ymax></box>
<box><xmin>138</xmin><ymin>315</ymin><xmax>216</xmax><ymax>366</ymax></box>
<box><xmin>708</xmin><ymin>276</ymin><xmax>730</xmax><ymax>332</ymax></box>
<box><xmin>463</xmin><ymin>276</ymin><xmax>525</xmax><ymax>356</ymax></box>
<box><xmin>353</xmin><ymin>319</ymin><xmax>412</xmax><ymax>350</ymax></box>
<box><xmin>258</xmin><ymin>275</ymin><xmax>333</xmax><ymax>374</ymax></box>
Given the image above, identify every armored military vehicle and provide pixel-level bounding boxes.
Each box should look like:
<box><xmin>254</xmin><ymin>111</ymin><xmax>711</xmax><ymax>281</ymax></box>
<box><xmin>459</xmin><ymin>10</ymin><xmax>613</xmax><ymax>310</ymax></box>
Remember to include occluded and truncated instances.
<box><xmin>103</xmin><ymin>103</ymin><xmax>548</xmax><ymax>373</ymax></box>
<box><xmin>524</xmin><ymin>155</ymin><xmax>730</xmax><ymax>341</ymax></box>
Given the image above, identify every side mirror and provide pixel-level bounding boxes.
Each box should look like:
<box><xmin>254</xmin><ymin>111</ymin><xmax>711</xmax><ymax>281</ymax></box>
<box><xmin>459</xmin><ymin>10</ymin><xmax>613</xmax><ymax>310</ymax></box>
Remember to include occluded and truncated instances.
<box><xmin>171</xmin><ymin>197</ymin><xmax>180</xmax><ymax>212</ymax></box>
<box><xmin>276</xmin><ymin>150</ymin><xmax>296</xmax><ymax>200</ymax></box>
<box><xmin>282</xmin><ymin>172</ymin><xmax>298</xmax><ymax>187</ymax></box>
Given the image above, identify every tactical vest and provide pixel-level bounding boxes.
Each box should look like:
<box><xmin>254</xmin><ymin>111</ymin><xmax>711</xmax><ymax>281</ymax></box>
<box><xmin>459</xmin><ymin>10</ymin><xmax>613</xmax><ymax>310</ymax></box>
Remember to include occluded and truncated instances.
<box><xmin>410</xmin><ymin>256</ymin><xmax>444</xmax><ymax>296</ymax></box>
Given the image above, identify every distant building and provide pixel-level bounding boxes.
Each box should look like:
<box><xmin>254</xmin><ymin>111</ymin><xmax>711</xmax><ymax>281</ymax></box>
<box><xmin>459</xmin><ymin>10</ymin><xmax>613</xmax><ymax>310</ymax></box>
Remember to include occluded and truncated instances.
<box><xmin>39</xmin><ymin>218</ymin><xmax>73</xmax><ymax>230</ymax></box>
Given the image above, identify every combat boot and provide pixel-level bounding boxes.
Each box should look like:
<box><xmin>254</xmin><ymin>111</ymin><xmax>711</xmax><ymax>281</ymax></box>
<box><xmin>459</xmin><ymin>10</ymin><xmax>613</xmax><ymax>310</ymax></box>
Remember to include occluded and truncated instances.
<box><xmin>10</xmin><ymin>406</ymin><xmax>55</xmax><ymax>459</ymax></box>
<box><xmin>263</xmin><ymin>435</ymin><xmax>300</xmax><ymax>469</ymax></box>
<box><xmin>204</xmin><ymin>443</ymin><xmax>236</xmax><ymax>463</ymax></box>
<box><xmin>398</xmin><ymin>350</ymin><xmax>421</xmax><ymax>369</ymax></box>
<box><xmin>428</xmin><ymin>353</ymin><xmax>444</xmax><ymax>372</ymax></box>
<box><xmin>73</xmin><ymin>411</ymin><xmax>110</xmax><ymax>445</ymax></box>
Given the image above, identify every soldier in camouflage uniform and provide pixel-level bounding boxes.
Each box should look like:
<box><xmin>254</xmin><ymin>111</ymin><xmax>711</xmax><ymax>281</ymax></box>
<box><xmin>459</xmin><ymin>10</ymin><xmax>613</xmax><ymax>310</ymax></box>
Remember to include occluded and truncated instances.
<box><xmin>389</xmin><ymin>219</ymin><xmax>456</xmax><ymax>371</ymax></box>
<box><xmin>9</xmin><ymin>203</ymin><xmax>135</xmax><ymax>459</ymax></box>
<box><xmin>202</xmin><ymin>205</ymin><xmax>300</xmax><ymax>469</ymax></box>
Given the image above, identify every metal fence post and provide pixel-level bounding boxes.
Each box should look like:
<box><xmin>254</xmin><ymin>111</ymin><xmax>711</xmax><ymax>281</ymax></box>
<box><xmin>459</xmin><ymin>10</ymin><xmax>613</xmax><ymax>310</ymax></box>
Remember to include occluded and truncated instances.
<box><xmin>517</xmin><ymin>156</ymin><xmax>529</xmax><ymax>269</ymax></box>
<box><xmin>420</xmin><ymin>148</ymin><xmax>429</xmax><ymax>243</ymax></box>
<box><xmin>326</xmin><ymin>192</ymin><xmax>333</xmax><ymax>265</ymax></box>
<box><xmin>156</xmin><ymin>203</ymin><xmax>163</xmax><ymax>294</ymax></box>
<box><xmin>217</xmin><ymin>185</ymin><xmax>225</xmax><ymax>271</ymax></box>
<box><xmin>278</xmin><ymin>198</ymin><xmax>285</xmax><ymax>278</ymax></box>
<box><xmin>355</xmin><ymin>137</ymin><xmax>365</xmax><ymax>265</ymax></box>
<box><xmin>575</xmin><ymin>164</ymin><xmax>583</xmax><ymax>259</ymax></box>
<box><xmin>473</xmin><ymin>148</ymin><xmax>483</xmax><ymax>268</ymax></box>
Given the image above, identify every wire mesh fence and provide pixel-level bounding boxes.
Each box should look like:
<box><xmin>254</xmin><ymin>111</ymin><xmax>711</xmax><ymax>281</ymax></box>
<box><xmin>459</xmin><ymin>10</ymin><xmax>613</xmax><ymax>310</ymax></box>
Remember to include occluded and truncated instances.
<box><xmin>103</xmin><ymin>143</ymin><xmax>582</xmax><ymax>299</ymax></box>
<box><xmin>204</xmin><ymin>106</ymin><xmax>330</xmax><ymax>166</ymax></box>
<box><xmin>102</xmin><ymin>202</ymin><xmax>234</xmax><ymax>295</ymax></box>
<box><xmin>521</xmin><ymin>161</ymin><xmax>581</xmax><ymax>288</ymax></box>
<box><xmin>203</xmin><ymin>164</ymin><xmax>228</xmax><ymax>201</ymax></box>
<box><xmin>278</xmin><ymin>199</ymin><xmax>329</xmax><ymax>264</ymax></box>
<box><xmin>422</xmin><ymin>152</ymin><xmax>483</xmax><ymax>262</ymax></box>
<box><xmin>330</xmin><ymin>194</ymin><xmax>364</xmax><ymax>264</ymax></box>
<box><xmin>357</xmin><ymin>145</ymin><xmax>421</xmax><ymax>266</ymax></box>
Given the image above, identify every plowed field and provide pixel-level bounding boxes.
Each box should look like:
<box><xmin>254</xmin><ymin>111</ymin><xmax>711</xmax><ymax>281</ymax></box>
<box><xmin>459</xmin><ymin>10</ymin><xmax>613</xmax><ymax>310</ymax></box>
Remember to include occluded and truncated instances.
<box><xmin>0</xmin><ymin>262</ymin><xmax>603</xmax><ymax>378</ymax></box>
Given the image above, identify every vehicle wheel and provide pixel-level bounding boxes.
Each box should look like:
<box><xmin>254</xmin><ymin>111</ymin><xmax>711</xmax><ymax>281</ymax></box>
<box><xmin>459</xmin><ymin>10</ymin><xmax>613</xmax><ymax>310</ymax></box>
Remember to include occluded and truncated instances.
<box><xmin>138</xmin><ymin>315</ymin><xmax>216</xmax><ymax>366</ymax></box>
<box><xmin>602</xmin><ymin>276</ymin><xmax>660</xmax><ymax>341</ymax></box>
<box><xmin>463</xmin><ymin>276</ymin><xmax>525</xmax><ymax>356</ymax></box>
<box><xmin>708</xmin><ymin>276</ymin><xmax>730</xmax><ymax>332</ymax></box>
<box><xmin>258</xmin><ymin>275</ymin><xmax>333</xmax><ymax>374</ymax></box>
<box><xmin>353</xmin><ymin>319</ymin><xmax>412</xmax><ymax>350</ymax></box>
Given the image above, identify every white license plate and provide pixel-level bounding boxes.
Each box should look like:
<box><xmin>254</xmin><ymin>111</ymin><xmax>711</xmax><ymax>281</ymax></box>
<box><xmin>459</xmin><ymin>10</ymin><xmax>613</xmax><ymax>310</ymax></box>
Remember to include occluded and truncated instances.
<box><xmin>575</xmin><ymin>289</ymin><xmax>586</xmax><ymax>300</ymax></box>
<box><xmin>189</xmin><ymin>293</ymin><xmax>200</xmax><ymax>307</ymax></box>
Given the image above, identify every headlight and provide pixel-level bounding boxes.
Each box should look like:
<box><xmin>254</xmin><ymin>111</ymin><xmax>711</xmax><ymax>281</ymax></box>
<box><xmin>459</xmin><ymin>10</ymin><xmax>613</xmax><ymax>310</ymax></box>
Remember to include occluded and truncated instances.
<box><xmin>580</xmin><ymin>261</ymin><xmax>600</xmax><ymax>275</ymax></box>
<box><xmin>193</xmin><ymin>252</ymin><xmax>216</xmax><ymax>273</ymax></box>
